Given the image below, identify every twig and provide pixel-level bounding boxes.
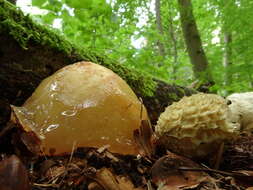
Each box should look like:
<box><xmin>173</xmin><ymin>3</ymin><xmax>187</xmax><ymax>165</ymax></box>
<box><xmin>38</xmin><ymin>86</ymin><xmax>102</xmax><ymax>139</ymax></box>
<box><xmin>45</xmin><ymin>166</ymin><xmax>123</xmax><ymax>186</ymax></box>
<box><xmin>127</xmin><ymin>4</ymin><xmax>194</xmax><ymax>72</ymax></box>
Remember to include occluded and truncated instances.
<box><xmin>178</xmin><ymin>167</ymin><xmax>249</xmax><ymax>177</ymax></box>
<box><xmin>57</xmin><ymin>141</ymin><xmax>77</xmax><ymax>189</ymax></box>
<box><xmin>33</xmin><ymin>182</ymin><xmax>59</xmax><ymax>188</ymax></box>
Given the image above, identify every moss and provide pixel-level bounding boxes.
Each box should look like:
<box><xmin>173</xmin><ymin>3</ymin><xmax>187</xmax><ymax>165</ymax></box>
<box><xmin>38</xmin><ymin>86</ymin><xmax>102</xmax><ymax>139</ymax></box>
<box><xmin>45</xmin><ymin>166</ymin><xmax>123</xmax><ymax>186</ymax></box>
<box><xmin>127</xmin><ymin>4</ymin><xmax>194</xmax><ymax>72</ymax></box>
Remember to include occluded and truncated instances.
<box><xmin>0</xmin><ymin>0</ymin><xmax>156</xmax><ymax>96</ymax></box>
<box><xmin>0</xmin><ymin>1</ymin><xmax>71</xmax><ymax>53</ymax></box>
<box><xmin>177</xmin><ymin>86</ymin><xmax>188</xmax><ymax>96</ymax></box>
<box><xmin>167</xmin><ymin>92</ymin><xmax>180</xmax><ymax>101</ymax></box>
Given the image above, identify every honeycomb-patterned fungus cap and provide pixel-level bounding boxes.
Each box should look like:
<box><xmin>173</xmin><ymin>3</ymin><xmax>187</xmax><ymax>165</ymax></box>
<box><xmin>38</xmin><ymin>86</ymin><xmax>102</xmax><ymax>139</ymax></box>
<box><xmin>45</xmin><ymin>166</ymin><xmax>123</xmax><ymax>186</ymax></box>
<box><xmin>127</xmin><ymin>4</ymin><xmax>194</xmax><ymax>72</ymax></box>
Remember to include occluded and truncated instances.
<box><xmin>155</xmin><ymin>93</ymin><xmax>240</xmax><ymax>158</ymax></box>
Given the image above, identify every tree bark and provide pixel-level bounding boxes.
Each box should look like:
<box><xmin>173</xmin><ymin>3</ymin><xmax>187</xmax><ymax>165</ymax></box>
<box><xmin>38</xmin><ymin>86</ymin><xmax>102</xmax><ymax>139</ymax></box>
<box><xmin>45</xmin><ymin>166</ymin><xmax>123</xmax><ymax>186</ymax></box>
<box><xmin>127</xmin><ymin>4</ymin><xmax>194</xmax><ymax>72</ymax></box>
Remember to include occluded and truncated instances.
<box><xmin>0</xmin><ymin>0</ymin><xmax>196</xmax><ymax>127</ymax></box>
<box><xmin>177</xmin><ymin>0</ymin><xmax>212</xmax><ymax>83</ymax></box>
<box><xmin>155</xmin><ymin>0</ymin><xmax>166</xmax><ymax>61</ymax></box>
<box><xmin>248</xmin><ymin>73</ymin><xmax>253</xmax><ymax>88</ymax></box>
<box><xmin>168</xmin><ymin>4</ymin><xmax>178</xmax><ymax>81</ymax></box>
<box><xmin>223</xmin><ymin>32</ymin><xmax>232</xmax><ymax>86</ymax></box>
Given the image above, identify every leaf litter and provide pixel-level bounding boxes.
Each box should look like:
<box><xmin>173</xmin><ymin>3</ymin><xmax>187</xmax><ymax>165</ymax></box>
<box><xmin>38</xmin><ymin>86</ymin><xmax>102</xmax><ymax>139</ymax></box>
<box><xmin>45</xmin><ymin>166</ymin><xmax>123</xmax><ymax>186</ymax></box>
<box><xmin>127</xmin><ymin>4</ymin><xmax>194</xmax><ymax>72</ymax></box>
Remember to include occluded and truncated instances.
<box><xmin>0</xmin><ymin>117</ymin><xmax>253</xmax><ymax>189</ymax></box>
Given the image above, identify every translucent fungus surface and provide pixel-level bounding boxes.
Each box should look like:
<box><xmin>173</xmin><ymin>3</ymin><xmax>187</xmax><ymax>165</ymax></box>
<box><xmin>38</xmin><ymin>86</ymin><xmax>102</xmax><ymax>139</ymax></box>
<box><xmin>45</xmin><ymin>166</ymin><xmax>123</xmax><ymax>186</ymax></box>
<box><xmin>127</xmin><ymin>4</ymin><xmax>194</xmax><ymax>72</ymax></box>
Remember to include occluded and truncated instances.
<box><xmin>12</xmin><ymin>62</ymin><xmax>148</xmax><ymax>155</ymax></box>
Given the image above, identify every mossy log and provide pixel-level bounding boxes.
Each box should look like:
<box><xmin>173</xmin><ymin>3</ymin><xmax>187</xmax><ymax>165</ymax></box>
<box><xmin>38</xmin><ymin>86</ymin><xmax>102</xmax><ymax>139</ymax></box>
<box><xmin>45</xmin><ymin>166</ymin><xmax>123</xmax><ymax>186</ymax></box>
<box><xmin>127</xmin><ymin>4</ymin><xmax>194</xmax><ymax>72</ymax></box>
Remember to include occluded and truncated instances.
<box><xmin>0</xmin><ymin>0</ymin><xmax>195</xmax><ymax>127</ymax></box>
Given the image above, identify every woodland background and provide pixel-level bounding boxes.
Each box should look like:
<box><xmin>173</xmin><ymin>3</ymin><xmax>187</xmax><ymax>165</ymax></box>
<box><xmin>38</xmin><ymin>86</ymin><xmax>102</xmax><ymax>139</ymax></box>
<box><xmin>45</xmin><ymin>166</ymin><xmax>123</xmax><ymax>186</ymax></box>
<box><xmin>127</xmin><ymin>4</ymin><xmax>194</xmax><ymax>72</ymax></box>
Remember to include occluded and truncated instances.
<box><xmin>14</xmin><ymin>0</ymin><xmax>253</xmax><ymax>95</ymax></box>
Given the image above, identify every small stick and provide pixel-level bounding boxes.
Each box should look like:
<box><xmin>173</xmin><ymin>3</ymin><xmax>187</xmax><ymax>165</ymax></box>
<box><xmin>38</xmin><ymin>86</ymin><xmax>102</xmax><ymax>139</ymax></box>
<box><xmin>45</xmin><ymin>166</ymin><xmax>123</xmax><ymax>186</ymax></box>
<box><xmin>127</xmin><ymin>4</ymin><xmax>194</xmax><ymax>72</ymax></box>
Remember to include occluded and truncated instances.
<box><xmin>178</xmin><ymin>167</ymin><xmax>249</xmax><ymax>177</ymax></box>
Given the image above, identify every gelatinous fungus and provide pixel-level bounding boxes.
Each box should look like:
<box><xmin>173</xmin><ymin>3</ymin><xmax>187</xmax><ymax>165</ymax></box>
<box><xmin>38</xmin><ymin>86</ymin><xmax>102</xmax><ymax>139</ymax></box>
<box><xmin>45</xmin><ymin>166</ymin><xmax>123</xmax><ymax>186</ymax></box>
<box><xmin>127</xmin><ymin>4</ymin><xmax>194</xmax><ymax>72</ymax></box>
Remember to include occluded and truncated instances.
<box><xmin>11</xmin><ymin>62</ymin><xmax>148</xmax><ymax>155</ymax></box>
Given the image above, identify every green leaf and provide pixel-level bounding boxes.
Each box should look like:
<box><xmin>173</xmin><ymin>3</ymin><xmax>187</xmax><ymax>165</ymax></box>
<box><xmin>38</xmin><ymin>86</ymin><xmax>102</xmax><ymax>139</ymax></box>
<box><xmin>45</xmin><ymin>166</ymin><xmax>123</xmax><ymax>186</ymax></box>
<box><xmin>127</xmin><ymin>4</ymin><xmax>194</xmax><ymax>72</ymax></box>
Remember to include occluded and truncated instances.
<box><xmin>65</xmin><ymin>0</ymin><xmax>93</xmax><ymax>9</ymax></box>
<box><xmin>43</xmin><ymin>0</ymin><xmax>63</xmax><ymax>12</ymax></box>
<box><xmin>32</xmin><ymin>0</ymin><xmax>46</xmax><ymax>7</ymax></box>
<box><xmin>41</xmin><ymin>12</ymin><xmax>56</xmax><ymax>24</ymax></box>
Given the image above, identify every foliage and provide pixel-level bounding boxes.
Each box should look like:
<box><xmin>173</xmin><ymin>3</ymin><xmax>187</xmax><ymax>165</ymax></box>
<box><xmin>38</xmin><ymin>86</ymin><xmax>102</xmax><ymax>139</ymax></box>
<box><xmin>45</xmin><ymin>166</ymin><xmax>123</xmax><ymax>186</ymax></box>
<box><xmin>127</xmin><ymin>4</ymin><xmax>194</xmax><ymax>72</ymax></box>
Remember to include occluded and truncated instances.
<box><xmin>19</xmin><ymin>0</ymin><xmax>253</xmax><ymax>94</ymax></box>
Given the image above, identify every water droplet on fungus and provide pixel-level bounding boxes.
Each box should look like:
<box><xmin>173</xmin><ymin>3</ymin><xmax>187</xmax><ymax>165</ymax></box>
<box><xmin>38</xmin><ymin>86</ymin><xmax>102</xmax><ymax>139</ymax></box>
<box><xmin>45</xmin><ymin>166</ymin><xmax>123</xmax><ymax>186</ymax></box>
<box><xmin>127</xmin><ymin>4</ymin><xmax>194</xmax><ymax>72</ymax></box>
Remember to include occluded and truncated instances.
<box><xmin>12</xmin><ymin>62</ymin><xmax>148</xmax><ymax>155</ymax></box>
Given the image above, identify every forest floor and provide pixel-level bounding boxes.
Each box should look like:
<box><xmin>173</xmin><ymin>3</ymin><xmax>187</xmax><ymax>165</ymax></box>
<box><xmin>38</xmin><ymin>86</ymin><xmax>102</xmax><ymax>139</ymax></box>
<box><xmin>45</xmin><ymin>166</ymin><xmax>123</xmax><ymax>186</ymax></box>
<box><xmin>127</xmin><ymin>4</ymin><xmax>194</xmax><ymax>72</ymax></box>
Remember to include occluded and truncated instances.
<box><xmin>0</xmin><ymin>120</ymin><xmax>253</xmax><ymax>190</ymax></box>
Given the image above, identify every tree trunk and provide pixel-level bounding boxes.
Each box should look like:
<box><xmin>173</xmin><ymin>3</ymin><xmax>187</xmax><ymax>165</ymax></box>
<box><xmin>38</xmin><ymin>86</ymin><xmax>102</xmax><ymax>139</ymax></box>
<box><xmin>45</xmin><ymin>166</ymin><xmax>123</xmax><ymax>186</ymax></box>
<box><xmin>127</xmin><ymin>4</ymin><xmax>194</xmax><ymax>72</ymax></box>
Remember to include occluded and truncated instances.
<box><xmin>168</xmin><ymin>4</ymin><xmax>178</xmax><ymax>81</ymax></box>
<box><xmin>155</xmin><ymin>0</ymin><xmax>166</xmax><ymax>61</ymax></box>
<box><xmin>0</xmin><ymin>0</ymin><xmax>196</xmax><ymax>126</ymax></box>
<box><xmin>248</xmin><ymin>73</ymin><xmax>253</xmax><ymax>88</ymax></box>
<box><xmin>177</xmin><ymin>0</ymin><xmax>212</xmax><ymax>83</ymax></box>
<box><xmin>223</xmin><ymin>32</ymin><xmax>232</xmax><ymax>86</ymax></box>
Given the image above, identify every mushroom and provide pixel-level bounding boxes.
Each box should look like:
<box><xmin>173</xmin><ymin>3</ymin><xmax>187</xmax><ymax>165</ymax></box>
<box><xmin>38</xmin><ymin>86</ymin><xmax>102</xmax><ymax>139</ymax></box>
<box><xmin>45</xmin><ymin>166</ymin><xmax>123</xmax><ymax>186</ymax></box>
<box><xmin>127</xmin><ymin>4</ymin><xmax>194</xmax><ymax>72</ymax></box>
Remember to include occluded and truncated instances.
<box><xmin>11</xmin><ymin>62</ymin><xmax>148</xmax><ymax>155</ymax></box>
<box><xmin>226</xmin><ymin>92</ymin><xmax>253</xmax><ymax>132</ymax></box>
<box><xmin>155</xmin><ymin>93</ymin><xmax>240</xmax><ymax>158</ymax></box>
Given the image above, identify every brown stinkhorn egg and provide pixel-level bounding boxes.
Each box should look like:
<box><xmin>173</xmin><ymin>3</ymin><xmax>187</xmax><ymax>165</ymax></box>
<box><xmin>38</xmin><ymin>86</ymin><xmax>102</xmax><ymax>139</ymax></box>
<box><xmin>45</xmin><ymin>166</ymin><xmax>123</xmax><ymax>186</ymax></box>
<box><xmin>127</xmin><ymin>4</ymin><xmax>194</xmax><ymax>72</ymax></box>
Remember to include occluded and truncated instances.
<box><xmin>11</xmin><ymin>62</ymin><xmax>148</xmax><ymax>155</ymax></box>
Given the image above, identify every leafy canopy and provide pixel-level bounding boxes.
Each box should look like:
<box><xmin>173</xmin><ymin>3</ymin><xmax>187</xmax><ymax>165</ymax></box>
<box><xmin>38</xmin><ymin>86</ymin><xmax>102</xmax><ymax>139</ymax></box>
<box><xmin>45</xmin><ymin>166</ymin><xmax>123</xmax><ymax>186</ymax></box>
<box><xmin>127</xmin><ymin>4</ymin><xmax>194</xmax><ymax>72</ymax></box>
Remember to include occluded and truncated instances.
<box><xmin>24</xmin><ymin>0</ymin><xmax>253</xmax><ymax>94</ymax></box>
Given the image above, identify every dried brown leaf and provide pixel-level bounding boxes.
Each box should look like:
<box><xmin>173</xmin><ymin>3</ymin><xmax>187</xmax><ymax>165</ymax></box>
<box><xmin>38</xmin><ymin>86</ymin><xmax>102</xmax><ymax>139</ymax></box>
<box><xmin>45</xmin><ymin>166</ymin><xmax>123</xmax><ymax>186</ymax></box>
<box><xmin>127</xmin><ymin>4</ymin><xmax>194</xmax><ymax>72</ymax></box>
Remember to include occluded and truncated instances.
<box><xmin>0</xmin><ymin>155</ymin><xmax>31</xmax><ymax>190</ymax></box>
<box><xmin>116</xmin><ymin>176</ymin><xmax>143</xmax><ymax>190</ymax></box>
<box><xmin>232</xmin><ymin>170</ymin><xmax>253</xmax><ymax>187</ymax></box>
<box><xmin>95</xmin><ymin>168</ymin><xmax>143</xmax><ymax>190</ymax></box>
<box><xmin>39</xmin><ymin>159</ymin><xmax>57</xmax><ymax>176</ymax></box>
<box><xmin>151</xmin><ymin>152</ymin><xmax>209</xmax><ymax>190</ymax></box>
<box><xmin>222</xmin><ymin>135</ymin><xmax>253</xmax><ymax>171</ymax></box>
<box><xmin>88</xmin><ymin>182</ymin><xmax>104</xmax><ymax>190</ymax></box>
<box><xmin>45</xmin><ymin>165</ymin><xmax>66</xmax><ymax>180</ymax></box>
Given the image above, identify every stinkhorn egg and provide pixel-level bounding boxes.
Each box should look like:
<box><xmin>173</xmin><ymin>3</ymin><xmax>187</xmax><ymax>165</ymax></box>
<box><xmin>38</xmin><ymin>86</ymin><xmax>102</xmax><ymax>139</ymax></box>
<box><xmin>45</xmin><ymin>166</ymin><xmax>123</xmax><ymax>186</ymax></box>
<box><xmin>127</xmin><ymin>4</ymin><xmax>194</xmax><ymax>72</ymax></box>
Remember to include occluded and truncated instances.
<box><xmin>11</xmin><ymin>62</ymin><xmax>148</xmax><ymax>155</ymax></box>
